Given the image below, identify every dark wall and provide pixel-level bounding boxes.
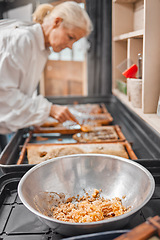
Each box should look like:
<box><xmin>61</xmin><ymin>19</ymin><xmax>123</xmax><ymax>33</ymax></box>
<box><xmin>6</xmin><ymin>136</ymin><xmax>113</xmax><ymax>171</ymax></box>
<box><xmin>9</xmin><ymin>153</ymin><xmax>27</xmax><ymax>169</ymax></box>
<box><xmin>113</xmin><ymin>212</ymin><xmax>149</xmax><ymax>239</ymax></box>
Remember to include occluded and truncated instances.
<box><xmin>86</xmin><ymin>0</ymin><xmax>112</xmax><ymax>96</ymax></box>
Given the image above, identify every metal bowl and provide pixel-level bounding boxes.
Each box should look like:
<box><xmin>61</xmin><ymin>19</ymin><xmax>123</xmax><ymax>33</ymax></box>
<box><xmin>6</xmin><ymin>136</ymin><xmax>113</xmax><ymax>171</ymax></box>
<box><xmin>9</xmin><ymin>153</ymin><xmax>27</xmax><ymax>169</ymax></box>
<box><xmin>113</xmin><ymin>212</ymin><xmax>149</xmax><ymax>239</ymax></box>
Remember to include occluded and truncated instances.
<box><xmin>18</xmin><ymin>154</ymin><xmax>155</xmax><ymax>236</ymax></box>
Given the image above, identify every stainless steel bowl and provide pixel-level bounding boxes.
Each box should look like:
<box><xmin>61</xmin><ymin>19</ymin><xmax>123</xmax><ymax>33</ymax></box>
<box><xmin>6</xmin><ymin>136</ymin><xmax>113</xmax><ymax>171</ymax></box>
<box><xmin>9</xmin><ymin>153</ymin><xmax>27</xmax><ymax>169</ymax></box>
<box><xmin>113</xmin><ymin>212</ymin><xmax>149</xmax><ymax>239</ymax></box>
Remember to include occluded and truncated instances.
<box><xmin>18</xmin><ymin>154</ymin><xmax>155</xmax><ymax>236</ymax></box>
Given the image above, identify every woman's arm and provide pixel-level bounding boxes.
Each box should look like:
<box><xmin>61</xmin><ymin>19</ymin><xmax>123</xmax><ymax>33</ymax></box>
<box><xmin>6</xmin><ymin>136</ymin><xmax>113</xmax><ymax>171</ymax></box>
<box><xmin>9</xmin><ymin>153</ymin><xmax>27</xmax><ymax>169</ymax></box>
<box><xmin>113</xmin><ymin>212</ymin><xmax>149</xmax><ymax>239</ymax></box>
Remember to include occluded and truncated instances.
<box><xmin>0</xmin><ymin>51</ymin><xmax>52</xmax><ymax>134</ymax></box>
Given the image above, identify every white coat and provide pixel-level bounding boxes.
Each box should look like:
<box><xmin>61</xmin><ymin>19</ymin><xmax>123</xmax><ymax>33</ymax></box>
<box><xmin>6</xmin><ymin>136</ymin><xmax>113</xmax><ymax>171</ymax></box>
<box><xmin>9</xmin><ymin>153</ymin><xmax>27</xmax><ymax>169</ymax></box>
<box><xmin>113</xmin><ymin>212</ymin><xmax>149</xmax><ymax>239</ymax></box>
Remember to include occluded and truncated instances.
<box><xmin>0</xmin><ymin>20</ymin><xmax>52</xmax><ymax>134</ymax></box>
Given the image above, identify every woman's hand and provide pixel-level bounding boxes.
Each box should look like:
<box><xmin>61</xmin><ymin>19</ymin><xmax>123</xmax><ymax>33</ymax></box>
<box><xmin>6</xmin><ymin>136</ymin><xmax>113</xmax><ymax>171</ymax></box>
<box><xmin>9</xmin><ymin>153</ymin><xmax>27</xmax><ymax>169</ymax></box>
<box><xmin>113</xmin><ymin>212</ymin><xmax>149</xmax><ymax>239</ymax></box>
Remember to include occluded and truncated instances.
<box><xmin>50</xmin><ymin>104</ymin><xmax>79</xmax><ymax>124</ymax></box>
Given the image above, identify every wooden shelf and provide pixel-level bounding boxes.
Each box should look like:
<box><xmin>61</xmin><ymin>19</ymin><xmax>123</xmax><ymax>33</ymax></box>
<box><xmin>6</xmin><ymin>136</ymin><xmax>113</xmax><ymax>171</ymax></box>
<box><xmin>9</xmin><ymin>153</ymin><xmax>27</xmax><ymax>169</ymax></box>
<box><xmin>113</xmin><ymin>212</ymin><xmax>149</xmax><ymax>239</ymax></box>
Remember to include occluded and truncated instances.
<box><xmin>113</xmin><ymin>0</ymin><xmax>139</xmax><ymax>3</ymax></box>
<box><xmin>112</xmin><ymin>0</ymin><xmax>160</xmax><ymax>114</ymax></box>
<box><xmin>113</xmin><ymin>29</ymin><xmax>143</xmax><ymax>41</ymax></box>
<box><xmin>113</xmin><ymin>89</ymin><xmax>160</xmax><ymax>134</ymax></box>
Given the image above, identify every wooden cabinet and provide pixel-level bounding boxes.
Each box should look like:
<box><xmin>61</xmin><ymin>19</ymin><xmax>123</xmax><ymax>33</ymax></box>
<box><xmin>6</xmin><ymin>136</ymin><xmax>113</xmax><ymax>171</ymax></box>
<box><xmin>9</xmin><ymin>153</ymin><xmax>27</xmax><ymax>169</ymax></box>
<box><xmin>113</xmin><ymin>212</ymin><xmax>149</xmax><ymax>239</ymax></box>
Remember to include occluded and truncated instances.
<box><xmin>112</xmin><ymin>0</ymin><xmax>160</xmax><ymax>113</ymax></box>
<box><xmin>43</xmin><ymin>60</ymin><xmax>84</xmax><ymax>96</ymax></box>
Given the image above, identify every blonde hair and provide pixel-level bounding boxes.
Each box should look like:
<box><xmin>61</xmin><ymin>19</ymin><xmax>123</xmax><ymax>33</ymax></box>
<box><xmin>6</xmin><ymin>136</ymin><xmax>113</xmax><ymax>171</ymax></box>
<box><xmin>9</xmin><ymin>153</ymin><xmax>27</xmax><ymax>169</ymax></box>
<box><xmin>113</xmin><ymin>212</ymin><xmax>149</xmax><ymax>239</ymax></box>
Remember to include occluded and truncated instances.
<box><xmin>33</xmin><ymin>1</ymin><xmax>93</xmax><ymax>36</ymax></box>
<box><xmin>33</xmin><ymin>4</ymin><xmax>54</xmax><ymax>24</ymax></box>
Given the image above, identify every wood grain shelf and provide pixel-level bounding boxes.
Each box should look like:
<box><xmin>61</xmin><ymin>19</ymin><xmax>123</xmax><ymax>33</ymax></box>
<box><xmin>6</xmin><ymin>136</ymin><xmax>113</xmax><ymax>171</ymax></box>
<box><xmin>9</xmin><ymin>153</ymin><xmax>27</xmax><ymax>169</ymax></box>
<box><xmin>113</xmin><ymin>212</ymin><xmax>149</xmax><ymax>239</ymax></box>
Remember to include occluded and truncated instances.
<box><xmin>113</xmin><ymin>0</ymin><xmax>139</xmax><ymax>3</ymax></box>
<box><xmin>113</xmin><ymin>89</ymin><xmax>160</xmax><ymax>134</ymax></box>
<box><xmin>113</xmin><ymin>29</ymin><xmax>143</xmax><ymax>41</ymax></box>
<box><xmin>112</xmin><ymin>0</ymin><xmax>160</xmax><ymax>114</ymax></box>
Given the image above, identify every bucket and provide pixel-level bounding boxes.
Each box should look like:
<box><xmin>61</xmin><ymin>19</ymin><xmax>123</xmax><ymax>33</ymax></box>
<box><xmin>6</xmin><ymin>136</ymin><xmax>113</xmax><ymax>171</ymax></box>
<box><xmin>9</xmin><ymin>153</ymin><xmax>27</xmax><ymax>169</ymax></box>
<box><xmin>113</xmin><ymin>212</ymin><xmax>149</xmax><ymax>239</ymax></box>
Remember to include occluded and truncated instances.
<box><xmin>127</xmin><ymin>78</ymin><xmax>132</xmax><ymax>101</ymax></box>
<box><xmin>128</xmin><ymin>78</ymin><xmax>142</xmax><ymax>108</ymax></box>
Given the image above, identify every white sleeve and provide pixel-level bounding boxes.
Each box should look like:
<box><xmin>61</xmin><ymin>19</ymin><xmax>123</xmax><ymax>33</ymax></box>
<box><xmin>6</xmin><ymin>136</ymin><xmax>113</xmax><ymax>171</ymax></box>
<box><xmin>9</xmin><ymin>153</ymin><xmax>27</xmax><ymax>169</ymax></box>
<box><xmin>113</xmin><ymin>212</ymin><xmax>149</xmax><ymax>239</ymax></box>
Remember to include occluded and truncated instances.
<box><xmin>0</xmin><ymin>51</ymin><xmax>52</xmax><ymax>134</ymax></box>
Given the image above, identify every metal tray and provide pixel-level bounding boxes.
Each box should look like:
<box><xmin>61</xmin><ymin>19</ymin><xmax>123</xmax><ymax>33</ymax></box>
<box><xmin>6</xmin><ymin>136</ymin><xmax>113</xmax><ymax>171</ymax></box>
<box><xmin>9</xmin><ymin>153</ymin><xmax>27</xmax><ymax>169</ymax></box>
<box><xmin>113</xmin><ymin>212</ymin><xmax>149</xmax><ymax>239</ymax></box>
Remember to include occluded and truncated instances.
<box><xmin>15</xmin><ymin>125</ymin><xmax>128</xmax><ymax>165</ymax></box>
<box><xmin>63</xmin><ymin>230</ymin><xmax>130</xmax><ymax>240</ymax></box>
<box><xmin>0</xmin><ymin>95</ymin><xmax>160</xmax><ymax>173</ymax></box>
<box><xmin>36</xmin><ymin>103</ymin><xmax>113</xmax><ymax>134</ymax></box>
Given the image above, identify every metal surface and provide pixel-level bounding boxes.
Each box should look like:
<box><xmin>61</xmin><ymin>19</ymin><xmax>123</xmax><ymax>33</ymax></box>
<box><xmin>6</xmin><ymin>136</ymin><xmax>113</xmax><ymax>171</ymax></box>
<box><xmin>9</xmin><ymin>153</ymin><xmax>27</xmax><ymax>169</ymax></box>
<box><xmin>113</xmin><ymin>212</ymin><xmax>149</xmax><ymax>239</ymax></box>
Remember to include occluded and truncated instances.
<box><xmin>18</xmin><ymin>154</ymin><xmax>155</xmax><ymax>236</ymax></box>
<box><xmin>63</xmin><ymin>230</ymin><xmax>130</xmax><ymax>240</ymax></box>
<box><xmin>0</xmin><ymin>95</ymin><xmax>160</xmax><ymax>173</ymax></box>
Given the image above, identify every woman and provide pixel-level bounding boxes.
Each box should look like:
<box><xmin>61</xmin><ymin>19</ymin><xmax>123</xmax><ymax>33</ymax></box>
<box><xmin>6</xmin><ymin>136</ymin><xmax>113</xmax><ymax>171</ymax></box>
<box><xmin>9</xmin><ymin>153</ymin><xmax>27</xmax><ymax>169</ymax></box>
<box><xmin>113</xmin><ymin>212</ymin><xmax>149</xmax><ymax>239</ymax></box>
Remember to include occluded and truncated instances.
<box><xmin>0</xmin><ymin>1</ymin><xmax>92</xmax><ymax>134</ymax></box>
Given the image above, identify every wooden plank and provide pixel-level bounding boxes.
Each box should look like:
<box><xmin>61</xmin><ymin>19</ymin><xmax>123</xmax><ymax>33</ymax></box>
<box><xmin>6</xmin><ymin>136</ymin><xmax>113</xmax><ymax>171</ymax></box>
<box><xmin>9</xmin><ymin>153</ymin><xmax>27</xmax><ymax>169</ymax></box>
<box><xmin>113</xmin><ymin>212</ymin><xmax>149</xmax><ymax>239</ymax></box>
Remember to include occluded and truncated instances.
<box><xmin>113</xmin><ymin>89</ymin><xmax>160</xmax><ymax>134</ymax></box>
<box><xmin>133</xmin><ymin>0</ymin><xmax>144</xmax><ymax>31</ymax></box>
<box><xmin>114</xmin><ymin>216</ymin><xmax>160</xmax><ymax>240</ymax></box>
<box><xmin>124</xmin><ymin>141</ymin><xmax>137</xmax><ymax>159</ymax></box>
<box><xmin>143</xmin><ymin>0</ymin><xmax>160</xmax><ymax>113</ymax></box>
<box><xmin>127</xmin><ymin>38</ymin><xmax>143</xmax><ymax>70</ymax></box>
<box><xmin>113</xmin><ymin>1</ymin><xmax>134</xmax><ymax>36</ymax></box>
<box><xmin>17</xmin><ymin>131</ymin><xmax>33</xmax><ymax>165</ymax></box>
<box><xmin>113</xmin><ymin>29</ymin><xmax>143</xmax><ymax>41</ymax></box>
<box><xmin>44</xmin><ymin>60</ymin><xmax>84</xmax><ymax>96</ymax></box>
<box><xmin>113</xmin><ymin>0</ymin><xmax>138</xmax><ymax>3</ymax></box>
<box><xmin>44</xmin><ymin>60</ymin><xmax>83</xmax><ymax>82</ymax></box>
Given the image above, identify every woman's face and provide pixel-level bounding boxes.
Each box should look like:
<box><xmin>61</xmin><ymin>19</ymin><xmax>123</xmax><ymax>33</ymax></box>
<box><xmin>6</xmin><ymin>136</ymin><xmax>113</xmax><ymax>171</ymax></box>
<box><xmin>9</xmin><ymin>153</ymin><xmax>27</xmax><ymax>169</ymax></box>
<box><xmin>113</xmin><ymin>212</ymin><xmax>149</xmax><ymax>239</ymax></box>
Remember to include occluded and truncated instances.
<box><xmin>47</xmin><ymin>18</ymin><xmax>86</xmax><ymax>52</ymax></box>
